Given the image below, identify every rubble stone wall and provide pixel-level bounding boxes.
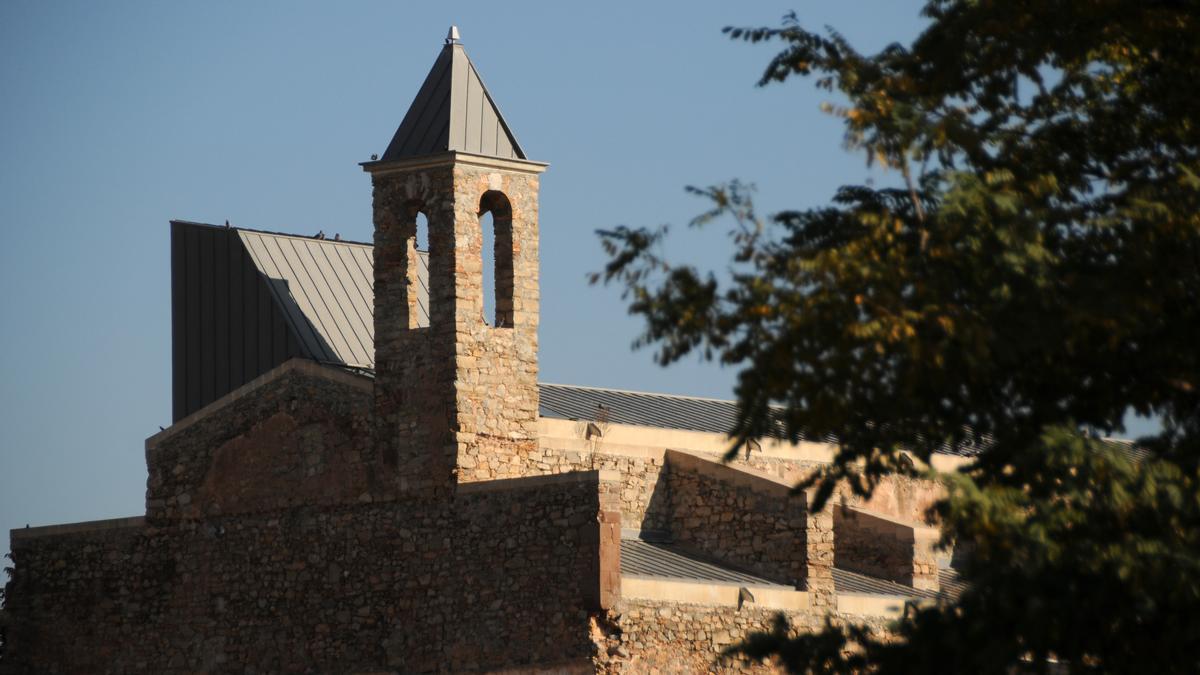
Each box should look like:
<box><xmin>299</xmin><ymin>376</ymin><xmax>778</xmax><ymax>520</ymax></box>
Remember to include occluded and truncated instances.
<box><xmin>738</xmin><ymin>455</ymin><xmax>947</xmax><ymax>525</ymax></box>
<box><xmin>144</xmin><ymin>361</ymin><xmax>375</xmax><ymax>522</ymax></box>
<box><xmin>535</xmin><ymin>420</ymin><xmax>947</xmax><ymax>539</ymax></box>
<box><xmin>512</xmin><ymin>442</ymin><xmax>671</xmax><ymax>534</ymax></box>
<box><xmin>658</xmin><ymin>450</ymin><xmax>939</xmax><ymax>595</ymax></box>
<box><xmin>370</xmin><ymin>159</ymin><xmax>543</xmax><ymax>498</ymax></box>
<box><xmin>834</xmin><ymin>506</ymin><xmax>941</xmax><ymax>591</ymax></box>
<box><xmin>372</xmin><ymin>161</ymin><xmax>465</xmax><ymax>497</ymax></box>
<box><xmin>591</xmin><ymin>600</ymin><xmax>893</xmax><ymax>674</ymax></box>
<box><xmin>5</xmin><ymin>473</ymin><xmax>617</xmax><ymax>674</ymax></box>
<box><xmin>664</xmin><ymin>452</ymin><xmax>811</xmax><ymax>588</ymax></box>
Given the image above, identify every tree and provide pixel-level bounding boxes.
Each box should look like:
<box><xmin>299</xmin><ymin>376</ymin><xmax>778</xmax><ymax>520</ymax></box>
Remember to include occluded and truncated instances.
<box><xmin>595</xmin><ymin>2</ymin><xmax>1200</xmax><ymax>672</ymax></box>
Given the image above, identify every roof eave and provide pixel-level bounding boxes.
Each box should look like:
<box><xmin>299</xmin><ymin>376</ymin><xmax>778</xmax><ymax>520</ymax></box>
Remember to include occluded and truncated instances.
<box><xmin>360</xmin><ymin>150</ymin><xmax>548</xmax><ymax>175</ymax></box>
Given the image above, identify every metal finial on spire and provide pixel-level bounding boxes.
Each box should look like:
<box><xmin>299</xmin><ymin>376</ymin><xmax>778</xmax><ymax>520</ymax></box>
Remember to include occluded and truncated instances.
<box><xmin>446</xmin><ymin>25</ymin><xmax>461</xmax><ymax>44</ymax></box>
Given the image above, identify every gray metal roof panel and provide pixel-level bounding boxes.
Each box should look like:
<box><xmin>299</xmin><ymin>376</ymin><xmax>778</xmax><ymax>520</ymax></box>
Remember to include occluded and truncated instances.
<box><xmin>278</xmin><ymin>236</ymin><xmax>362</xmax><ymax>363</ymax></box>
<box><xmin>620</xmin><ymin>540</ymin><xmax>790</xmax><ymax>588</ymax></box>
<box><xmin>326</xmin><ymin>244</ymin><xmax>376</xmax><ymax>338</ymax></box>
<box><xmin>298</xmin><ymin>237</ymin><xmax>373</xmax><ymax>364</ymax></box>
<box><xmin>388</xmin><ymin>45</ymin><xmax>452</xmax><ymax>159</ymax></box>
<box><xmin>235</xmin><ymin>226</ymin><xmax>433</xmax><ymax>370</ymax></box>
<box><xmin>382</xmin><ymin>42</ymin><xmax>525</xmax><ymax>161</ymax></box>
<box><xmin>239</xmin><ymin>232</ymin><xmax>335</xmax><ymax>362</ymax></box>
<box><xmin>936</xmin><ymin>567</ymin><xmax>967</xmax><ymax>601</ymax></box>
<box><xmin>539</xmin><ymin>383</ymin><xmax>744</xmax><ymax>435</ymax></box>
<box><xmin>238</xmin><ymin>230</ymin><xmax>381</xmax><ymax>368</ymax></box>
<box><xmin>832</xmin><ymin>567</ymin><xmax>938</xmax><ymax>599</ymax></box>
<box><xmin>619</xmin><ymin>538</ymin><xmax>953</xmax><ymax>600</ymax></box>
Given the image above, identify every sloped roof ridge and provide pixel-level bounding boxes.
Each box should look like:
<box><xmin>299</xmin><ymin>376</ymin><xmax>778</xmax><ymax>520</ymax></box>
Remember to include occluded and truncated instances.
<box><xmin>170</xmin><ymin>220</ymin><xmax>373</xmax><ymax>248</ymax></box>
<box><xmin>462</xmin><ymin>49</ymin><xmax>526</xmax><ymax>158</ymax></box>
<box><xmin>538</xmin><ymin>381</ymin><xmax>742</xmax><ymax>406</ymax></box>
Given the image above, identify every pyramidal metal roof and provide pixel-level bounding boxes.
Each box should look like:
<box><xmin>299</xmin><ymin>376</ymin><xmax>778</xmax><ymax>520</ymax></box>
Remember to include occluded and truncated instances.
<box><xmin>382</xmin><ymin>28</ymin><xmax>526</xmax><ymax>161</ymax></box>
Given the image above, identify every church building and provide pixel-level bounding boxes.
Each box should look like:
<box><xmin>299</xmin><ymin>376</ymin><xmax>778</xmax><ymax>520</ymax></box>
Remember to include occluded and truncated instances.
<box><xmin>2</xmin><ymin>28</ymin><xmax>965</xmax><ymax>674</ymax></box>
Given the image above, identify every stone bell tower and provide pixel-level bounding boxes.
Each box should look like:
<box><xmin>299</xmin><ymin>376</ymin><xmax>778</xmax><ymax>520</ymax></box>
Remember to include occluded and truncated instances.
<box><xmin>364</xmin><ymin>27</ymin><xmax>547</xmax><ymax>497</ymax></box>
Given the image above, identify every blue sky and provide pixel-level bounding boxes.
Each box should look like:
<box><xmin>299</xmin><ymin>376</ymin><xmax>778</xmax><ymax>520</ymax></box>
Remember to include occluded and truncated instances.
<box><xmin>0</xmin><ymin>1</ymin><xmax>1157</xmax><ymax>549</ymax></box>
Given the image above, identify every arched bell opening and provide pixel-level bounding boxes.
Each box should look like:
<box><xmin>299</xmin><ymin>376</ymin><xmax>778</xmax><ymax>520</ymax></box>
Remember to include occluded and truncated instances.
<box><xmin>478</xmin><ymin>190</ymin><xmax>514</xmax><ymax>328</ymax></box>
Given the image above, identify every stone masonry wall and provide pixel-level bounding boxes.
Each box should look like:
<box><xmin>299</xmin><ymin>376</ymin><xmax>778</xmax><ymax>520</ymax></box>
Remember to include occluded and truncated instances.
<box><xmin>591</xmin><ymin>600</ymin><xmax>893</xmax><ymax>674</ymax></box>
<box><xmin>665</xmin><ymin>452</ymin><xmax>811</xmax><ymax>589</ymax></box>
<box><xmin>590</xmin><ymin>452</ymin><xmax>670</xmax><ymax>535</ymax></box>
<box><xmin>4</xmin><ymin>472</ymin><xmax>619</xmax><ymax>674</ymax></box>
<box><xmin>475</xmin><ymin>441</ymin><xmax>671</xmax><ymax>535</ymax></box>
<box><xmin>536</xmin><ymin>420</ymin><xmax>947</xmax><ymax>542</ymax></box>
<box><xmin>450</xmin><ymin>164</ymin><xmax>541</xmax><ymax>482</ymax></box>
<box><xmin>531</xmin><ymin>437</ymin><xmax>935</xmax><ymax>604</ymax></box>
<box><xmin>145</xmin><ymin>361</ymin><xmax>375</xmax><ymax>521</ymax></box>
<box><xmin>740</xmin><ymin>455</ymin><xmax>945</xmax><ymax>525</ymax></box>
<box><xmin>834</xmin><ymin>505</ymin><xmax>940</xmax><ymax>591</ymax></box>
<box><xmin>658</xmin><ymin>447</ymin><xmax>945</xmax><ymax>582</ymax></box>
<box><xmin>662</xmin><ymin>452</ymin><xmax>939</xmax><ymax>593</ymax></box>
<box><xmin>372</xmin><ymin>161</ymin><xmax>460</xmax><ymax>497</ymax></box>
<box><xmin>370</xmin><ymin>158</ymin><xmax>543</xmax><ymax>497</ymax></box>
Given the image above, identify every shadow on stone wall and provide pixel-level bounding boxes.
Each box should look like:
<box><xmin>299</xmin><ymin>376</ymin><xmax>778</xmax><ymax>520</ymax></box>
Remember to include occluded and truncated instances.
<box><xmin>640</xmin><ymin>465</ymin><xmax>673</xmax><ymax>538</ymax></box>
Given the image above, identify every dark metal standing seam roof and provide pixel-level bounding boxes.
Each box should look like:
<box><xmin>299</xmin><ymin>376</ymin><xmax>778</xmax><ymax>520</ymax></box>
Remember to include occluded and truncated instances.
<box><xmin>171</xmin><ymin>221</ymin><xmax>310</xmax><ymax>421</ymax></box>
<box><xmin>170</xmin><ymin>221</ymin><xmax>433</xmax><ymax>420</ymax></box>
<box><xmin>382</xmin><ymin>40</ymin><xmax>525</xmax><ymax>161</ymax></box>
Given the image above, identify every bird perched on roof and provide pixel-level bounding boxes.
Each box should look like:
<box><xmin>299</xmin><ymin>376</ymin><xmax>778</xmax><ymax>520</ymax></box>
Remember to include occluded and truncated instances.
<box><xmin>333</xmin><ymin>233</ymin><xmax>342</xmax><ymax>241</ymax></box>
<box><xmin>315</xmin><ymin>230</ymin><xmax>325</xmax><ymax>240</ymax></box>
<box><xmin>224</xmin><ymin>220</ymin><xmax>230</xmax><ymax>228</ymax></box>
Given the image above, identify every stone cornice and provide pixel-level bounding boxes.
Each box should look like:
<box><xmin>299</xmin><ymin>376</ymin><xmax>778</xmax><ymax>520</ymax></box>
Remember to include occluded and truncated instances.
<box><xmin>360</xmin><ymin>151</ymin><xmax>549</xmax><ymax>176</ymax></box>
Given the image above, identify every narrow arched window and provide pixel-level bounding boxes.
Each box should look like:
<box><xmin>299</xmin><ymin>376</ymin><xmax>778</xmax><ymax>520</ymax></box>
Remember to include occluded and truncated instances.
<box><xmin>481</xmin><ymin>209</ymin><xmax>496</xmax><ymax>324</ymax></box>
<box><xmin>411</xmin><ymin>210</ymin><xmax>430</xmax><ymax>328</ymax></box>
<box><xmin>479</xmin><ymin>191</ymin><xmax>514</xmax><ymax>327</ymax></box>
<box><xmin>414</xmin><ymin>210</ymin><xmax>428</xmax><ymax>252</ymax></box>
